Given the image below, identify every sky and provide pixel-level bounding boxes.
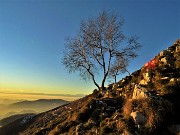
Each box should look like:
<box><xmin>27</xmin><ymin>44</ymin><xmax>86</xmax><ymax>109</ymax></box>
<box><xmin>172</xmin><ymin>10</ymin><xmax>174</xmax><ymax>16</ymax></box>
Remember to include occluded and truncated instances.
<box><xmin>0</xmin><ymin>0</ymin><xmax>179</xmax><ymax>97</ymax></box>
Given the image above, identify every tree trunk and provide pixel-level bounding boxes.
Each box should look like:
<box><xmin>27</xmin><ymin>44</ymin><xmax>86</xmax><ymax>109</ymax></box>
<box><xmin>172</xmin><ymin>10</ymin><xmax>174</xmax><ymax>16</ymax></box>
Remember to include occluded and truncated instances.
<box><xmin>88</xmin><ymin>70</ymin><xmax>100</xmax><ymax>90</ymax></box>
<box><xmin>101</xmin><ymin>72</ymin><xmax>108</xmax><ymax>91</ymax></box>
<box><xmin>93</xmin><ymin>78</ymin><xmax>100</xmax><ymax>90</ymax></box>
<box><xmin>115</xmin><ymin>76</ymin><xmax>117</xmax><ymax>84</ymax></box>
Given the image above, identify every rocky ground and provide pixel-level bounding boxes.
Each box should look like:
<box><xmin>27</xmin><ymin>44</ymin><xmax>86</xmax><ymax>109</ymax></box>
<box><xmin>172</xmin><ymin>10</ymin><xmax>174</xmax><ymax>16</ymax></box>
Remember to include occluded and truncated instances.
<box><xmin>0</xmin><ymin>39</ymin><xmax>180</xmax><ymax>135</ymax></box>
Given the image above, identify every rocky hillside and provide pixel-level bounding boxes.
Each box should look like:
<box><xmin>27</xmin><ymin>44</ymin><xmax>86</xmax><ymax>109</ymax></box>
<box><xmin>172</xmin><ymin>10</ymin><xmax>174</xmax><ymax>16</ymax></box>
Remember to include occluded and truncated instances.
<box><xmin>0</xmin><ymin>39</ymin><xmax>180</xmax><ymax>135</ymax></box>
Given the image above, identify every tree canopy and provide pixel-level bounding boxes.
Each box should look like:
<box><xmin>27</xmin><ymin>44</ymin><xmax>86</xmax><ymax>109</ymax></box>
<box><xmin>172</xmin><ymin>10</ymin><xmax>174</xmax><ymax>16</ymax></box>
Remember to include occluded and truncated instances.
<box><xmin>62</xmin><ymin>11</ymin><xmax>141</xmax><ymax>90</ymax></box>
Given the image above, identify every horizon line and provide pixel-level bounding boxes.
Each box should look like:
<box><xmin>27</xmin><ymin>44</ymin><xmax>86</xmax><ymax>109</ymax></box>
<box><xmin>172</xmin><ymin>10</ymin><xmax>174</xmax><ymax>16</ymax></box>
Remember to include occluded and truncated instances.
<box><xmin>0</xmin><ymin>91</ymin><xmax>86</xmax><ymax>97</ymax></box>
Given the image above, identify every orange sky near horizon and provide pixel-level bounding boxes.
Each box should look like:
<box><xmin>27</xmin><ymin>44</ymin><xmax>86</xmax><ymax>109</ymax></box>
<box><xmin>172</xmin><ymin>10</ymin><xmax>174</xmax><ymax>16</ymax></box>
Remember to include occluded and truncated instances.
<box><xmin>0</xmin><ymin>92</ymin><xmax>82</xmax><ymax>101</ymax></box>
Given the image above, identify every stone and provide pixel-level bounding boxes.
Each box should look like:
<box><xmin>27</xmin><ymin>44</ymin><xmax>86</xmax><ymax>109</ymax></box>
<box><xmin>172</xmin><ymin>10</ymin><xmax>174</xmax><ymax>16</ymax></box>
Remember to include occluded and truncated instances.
<box><xmin>160</xmin><ymin>56</ymin><xmax>172</xmax><ymax>66</ymax></box>
<box><xmin>132</xmin><ymin>85</ymin><xmax>150</xmax><ymax>99</ymax></box>
<box><xmin>161</xmin><ymin>77</ymin><xmax>169</xmax><ymax>80</ymax></box>
<box><xmin>161</xmin><ymin>57</ymin><xmax>168</xmax><ymax>65</ymax></box>
<box><xmin>122</xmin><ymin>78</ymin><xmax>126</xmax><ymax>83</ymax></box>
<box><xmin>170</xmin><ymin>78</ymin><xmax>178</xmax><ymax>82</ymax></box>
<box><xmin>130</xmin><ymin>111</ymin><xmax>146</xmax><ymax>125</ymax></box>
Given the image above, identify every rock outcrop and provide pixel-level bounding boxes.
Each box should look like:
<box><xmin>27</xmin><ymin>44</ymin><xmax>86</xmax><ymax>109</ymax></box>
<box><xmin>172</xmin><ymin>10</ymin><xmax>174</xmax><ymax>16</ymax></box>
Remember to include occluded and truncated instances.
<box><xmin>132</xmin><ymin>84</ymin><xmax>150</xmax><ymax>99</ymax></box>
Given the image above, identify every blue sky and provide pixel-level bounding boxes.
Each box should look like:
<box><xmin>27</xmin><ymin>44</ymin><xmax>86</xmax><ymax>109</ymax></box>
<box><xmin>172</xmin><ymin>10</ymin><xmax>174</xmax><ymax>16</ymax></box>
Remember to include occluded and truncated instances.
<box><xmin>0</xmin><ymin>0</ymin><xmax>179</xmax><ymax>95</ymax></box>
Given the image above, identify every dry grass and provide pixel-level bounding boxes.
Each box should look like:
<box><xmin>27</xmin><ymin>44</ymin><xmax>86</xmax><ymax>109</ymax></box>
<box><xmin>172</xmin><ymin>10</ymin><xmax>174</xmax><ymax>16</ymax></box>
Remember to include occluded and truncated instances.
<box><xmin>123</xmin><ymin>99</ymin><xmax>133</xmax><ymax>118</ymax></box>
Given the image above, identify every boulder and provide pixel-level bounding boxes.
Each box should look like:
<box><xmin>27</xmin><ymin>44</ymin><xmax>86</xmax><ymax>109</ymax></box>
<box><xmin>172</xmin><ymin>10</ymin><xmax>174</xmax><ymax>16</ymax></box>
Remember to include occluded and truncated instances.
<box><xmin>130</xmin><ymin>111</ymin><xmax>146</xmax><ymax>125</ymax></box>
<box><xmin>161</xmin><ymin>57</ymin><xmax>168</xmax><ymax>65</ymax></box>
<box><xmin>132</xmin><ymin>85</ymin><xmax>150</xmax><ymax>99</ymax></box>
<box><xmin>160</xmin><ymin>56</ymin><xmax>172</xmax><ymax>66</ymax></box>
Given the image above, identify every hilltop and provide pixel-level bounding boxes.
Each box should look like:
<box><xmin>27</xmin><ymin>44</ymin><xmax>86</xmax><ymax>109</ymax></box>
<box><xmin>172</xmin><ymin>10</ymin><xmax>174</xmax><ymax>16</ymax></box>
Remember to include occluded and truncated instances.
<box><xmin>0</xmin><ymin>39</ymin><xmax>180</xmax><ymax>135</ymax></box>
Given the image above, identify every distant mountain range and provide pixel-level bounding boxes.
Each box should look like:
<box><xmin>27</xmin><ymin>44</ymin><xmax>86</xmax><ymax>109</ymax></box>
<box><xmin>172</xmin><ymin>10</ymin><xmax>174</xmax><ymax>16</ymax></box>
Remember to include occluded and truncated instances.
<box><xmin>0</xmin><ymin>99</ymin><xmax>69</xmax><ymax>120</ymax></box>
<box><xmin>9</xmin><ymin>99</ymin><xmax>69</xmax><ymax>109</ymax></box>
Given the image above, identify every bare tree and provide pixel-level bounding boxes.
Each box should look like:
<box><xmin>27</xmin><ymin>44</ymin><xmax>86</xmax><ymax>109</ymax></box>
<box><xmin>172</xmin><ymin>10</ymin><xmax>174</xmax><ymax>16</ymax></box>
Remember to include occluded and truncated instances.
<box><xmin>62</xmin><ymin>11</ymin><xmax>141</xmax><ymax>91</ymax></box>
<box><xmin>109</xmin><ymin>57</ymin><xmax>130</xmax><ymax>84</ymax></box>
